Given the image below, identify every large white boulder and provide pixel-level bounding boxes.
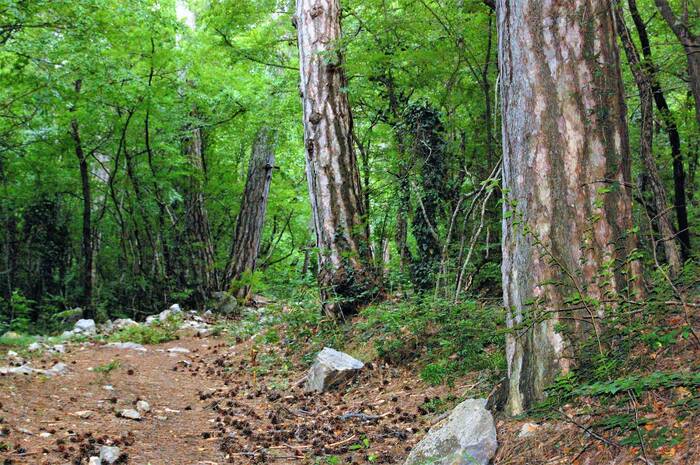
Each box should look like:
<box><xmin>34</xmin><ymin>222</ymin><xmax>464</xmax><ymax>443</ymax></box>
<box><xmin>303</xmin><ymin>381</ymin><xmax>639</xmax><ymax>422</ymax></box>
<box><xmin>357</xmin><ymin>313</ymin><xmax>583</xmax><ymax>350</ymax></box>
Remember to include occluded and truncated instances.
<box><xmin>305</xmin><ymin>347</ymin><xmax>364</xmax><ymax>393</ymax></box>
<box><xmin>404</xmin><ymin>398</ymin><xmax>497</xmax><ymax>465</ymax></box>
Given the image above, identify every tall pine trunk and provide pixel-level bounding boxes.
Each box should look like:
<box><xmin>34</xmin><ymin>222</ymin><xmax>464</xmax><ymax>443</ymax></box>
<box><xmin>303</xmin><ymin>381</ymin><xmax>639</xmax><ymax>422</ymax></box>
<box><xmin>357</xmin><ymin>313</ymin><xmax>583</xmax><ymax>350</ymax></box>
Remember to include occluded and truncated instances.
<box><xmin>295</xmin><ymin>0</ymin><xmax>377</xmax><ymax>317</ymax></box>
<box><xmin>226</xmin><ymin>127</ymin><xmax>276</xmax><ymax>300</ymax></box>
<box><xmin>497</xmin><ymin>0</ymin><xmax>643</xmax><ymax>415</ymax></box>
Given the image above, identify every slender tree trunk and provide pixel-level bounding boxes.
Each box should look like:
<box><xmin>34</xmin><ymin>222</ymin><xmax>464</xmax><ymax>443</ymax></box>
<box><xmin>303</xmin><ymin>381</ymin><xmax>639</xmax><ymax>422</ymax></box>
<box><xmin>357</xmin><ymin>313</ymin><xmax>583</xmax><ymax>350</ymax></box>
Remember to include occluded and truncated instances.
<box><xmin>295</xmin><ymin>0</ymin><xmax>377</xmax><ymax>317</ymax></box>
<box><xmin>629</xmin><ymin>0</ymin><xmax>691</xmax><ymax>260</ymax></box>
<box><xmin>225</xmin><ymin>127</ymin><xmax>276</xmax><ymax>300</ymax></box>
<box><xmin>498</xmin><ymin>0</ymin><xmax>643</xmax><ymax>415</ymax></box>
<box><xmin>70</xmin><ymin>79</ymin><xmax>93</xmax><ymax>319</ymax></box>
<box><xmin>615</xmin><ymin>4</ymin><xmax>682</xmax><ymax>276</ymax></box>
<box><xmin>653</xmin><ymin>0</ymin><xmax>700</xmax><ymax>125</ymax></box>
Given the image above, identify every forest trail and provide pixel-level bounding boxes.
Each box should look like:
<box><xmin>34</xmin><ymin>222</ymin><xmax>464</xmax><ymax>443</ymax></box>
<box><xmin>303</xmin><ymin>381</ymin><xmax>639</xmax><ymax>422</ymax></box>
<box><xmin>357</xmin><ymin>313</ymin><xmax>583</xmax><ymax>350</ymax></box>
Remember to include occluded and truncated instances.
<box><xmin>1</xmin><ymin>337</ymin><xmax>230</xmax><ymax>464</ymax></box>
<box><xmin>0</xmin><ymin>331</ymin><xmax>467</xmax><ymax>465</ymax></box>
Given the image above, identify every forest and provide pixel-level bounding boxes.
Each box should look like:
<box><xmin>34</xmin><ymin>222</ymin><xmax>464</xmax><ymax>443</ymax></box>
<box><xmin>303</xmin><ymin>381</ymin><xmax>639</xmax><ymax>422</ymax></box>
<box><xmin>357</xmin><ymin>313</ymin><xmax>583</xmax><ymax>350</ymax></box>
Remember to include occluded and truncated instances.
<box><xmin>0</xmin><ymin>0</ymin><xmax>698</xmax><ymax>464</ymax></box>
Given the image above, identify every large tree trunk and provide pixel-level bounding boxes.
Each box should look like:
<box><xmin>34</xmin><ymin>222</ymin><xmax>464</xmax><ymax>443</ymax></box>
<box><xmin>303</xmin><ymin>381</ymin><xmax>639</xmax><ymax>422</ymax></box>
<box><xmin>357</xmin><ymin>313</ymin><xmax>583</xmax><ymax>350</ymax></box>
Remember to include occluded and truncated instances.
<box><xmin>497</xmin><ymin>0</ymin><xmax>643</xmax><ymax>415</ymax></box>
<box><xmin>653</xmin><ymin>0</ymin><xmax>700</xmax><ymax>126</ymax></box>
<box><xmin>183</xmin><ymin>120</ymin><xmax>218</xmax><ymax>302</ymax></box>
<box><xmin>615</xmin><ymin>3</ymin><xmax>682</xmax><ymax>276</ymax></box>
<box><xmin>70</xmin><ymin>79</ymin><xmax>94</xmax><ymax>319</ymax></box>
<box><xmin>225</xmin><ymin>127</ymin><xmax>276</xmax><ymax>300</ymax></box>
<box><xmin>295</xmin><ymin>0</ymin><xmax>377</xmax><ymax>317</ymax></box>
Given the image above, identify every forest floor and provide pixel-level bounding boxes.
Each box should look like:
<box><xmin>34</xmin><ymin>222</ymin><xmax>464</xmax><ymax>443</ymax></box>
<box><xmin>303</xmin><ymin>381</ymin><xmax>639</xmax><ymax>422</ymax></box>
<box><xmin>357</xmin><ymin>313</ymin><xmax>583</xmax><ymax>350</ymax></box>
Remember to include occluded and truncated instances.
<box><xmin>1</xmin><ymin>306</ymin><xmax>698</xmax><ymax>465</ymax></box>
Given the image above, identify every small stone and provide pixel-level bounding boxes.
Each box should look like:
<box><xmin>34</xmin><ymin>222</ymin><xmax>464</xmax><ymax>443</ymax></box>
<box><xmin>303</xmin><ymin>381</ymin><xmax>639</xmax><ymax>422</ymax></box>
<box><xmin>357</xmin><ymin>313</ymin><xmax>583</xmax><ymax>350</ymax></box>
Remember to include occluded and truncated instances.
<box><xmin>119</xmin><ymin>408</ymin><xmax>141</xmax><ymax>420</ymax></box>
<box><xmin>7</xmin><ymin>350</ymin><xmax>18</xmax><ymax>357</ymax></box>
<box><xmin>106</xmin><ymin>342</ymin><xmax>147</xmax><ymax>351</ymax></box>
<box><xmin>18</xmin><ymin>427</ymin><xmax>33</xmax><ymax>435</ymax></box>
<box><xmin>89</xmin><ymin>457</ymin><xmax>101</xmax><ymax>465</ymax></box>
<box><xmin>155</xmin><ymin>415</ymin><xmax>168</xmax><ymax>421</ymax></box>
<box><xmin>28</xmin><ymin>342</ymin><xmax>43</xmax><ymax>352</ymax></box>
<box><xmin>167</xmin><ymin>347</ymin><xmax>190</xmax><ymax>354</ymax></box>
<box><xmin>136</xmin><ymin>400</ymin><xmax>151</xmax><ymax>413</ymax></box>
<box><xmin>0</xmin><ymin>364</ymin><xmax>34</xmax><ymax>375</ymax></box>
<box><xmin>518</xmin><ymin>422</ymin><xmax>540</xmax><ymax>438</ymax></box>
<box><xmin>304</xmin><ymin>347</ymin><xmax>364</xmax><ymax>393</ymax></box>
<box><xmin>103</xmin><ymin>385</ymin><xmax>114</xmax><ymax>391</ymax></box>
<box><xmin>169</xmin><ymin>303</ymin><xmax>182</xmax><ymax>313</ymax></box>
<box><xmin>74</xmin><ymin>410</ymin><xmax>93</xmax><ymax>419</ymax></box>
<box><xmin>74</xmin><ymin>319</ymin><xmax>96</xmax><ymax>334</ymax></box>
<box><xmin>49</xmin><ymin>344</ymin><xmax>65</xmax><ymax>354</ymax></box>
<box><xmin>39</xmin><ymin>432</ymin><xmax>53</xmax><ymax>438</ymax></box>
<box><xmin>99</xmin><ymin>445</ymin><xmax>121</xmax><ymax>464</ymax></box>
<box><xmin>1</xmin><ymin>331</ymin><xmax>21</xmax><ymax>339</ymax></box>
<box><xmin>46</xmin><ymin>362</ymin><xmax>69</xmax><ymax>376</ymax></box>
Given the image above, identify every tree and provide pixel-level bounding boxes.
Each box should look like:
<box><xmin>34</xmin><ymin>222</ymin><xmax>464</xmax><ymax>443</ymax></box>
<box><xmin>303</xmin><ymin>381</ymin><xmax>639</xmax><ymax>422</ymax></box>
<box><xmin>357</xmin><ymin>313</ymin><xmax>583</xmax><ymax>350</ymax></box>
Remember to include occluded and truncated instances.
<box><xmin>69</xmin><ymin>79</ymin><xmax>94</xmax><ymax>318</ymax></box>
<box><xmin>628</xmin><ymin>0</ymin><xmax>691</xmax><ymax>260</ymax></box>
<box><xmin>295</xmin><ymin>0</ymin><xmax>377</xmax><ymax>317</ymax></box>
<box><xmin>497</xmin><ymin>0</ymin><xmax>643</xmax><ymax>415</ymax></box>
<box><xmin>653</xmin><ymin>0</ymin><xmax>700</xmax><ymax>125</ymax></box>
<box><xmin>614</xmin><ymin>2</ymin><xmax>682</xmax><ymax>276</ymax></box>
<box><xmin>226</xmin><ymin>127</ymin><xmax>277</xmax><ymax>300</ymax></box>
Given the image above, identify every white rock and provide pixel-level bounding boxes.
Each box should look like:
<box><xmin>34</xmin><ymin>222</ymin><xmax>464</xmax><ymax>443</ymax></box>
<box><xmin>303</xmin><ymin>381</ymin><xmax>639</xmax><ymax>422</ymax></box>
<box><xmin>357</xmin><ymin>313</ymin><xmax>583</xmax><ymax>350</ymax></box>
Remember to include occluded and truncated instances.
<box><xmin>305</xmin><ymin>347</ymin><xmax>364</xmax><ymax>393</ymax></box>
<box><xmin>518</xmin><ymin>422</ymin><xmax>541</xmax><ymax>438</ymax></box>
<box><xmin>119</xmin><ymin>409</ymin><xmax>141</xmax><ymax>420</ymax></box>
<box><xmin>112</xmin><ymin>318</ymin><xmax>137</xmax><ymax>330</ymax></box>
<box><xmin>46</xmin><ymin>362</ymin><xmax>69</xmax><ymax>376</ymax></box>
<box><xmin>61</xmin><ymin>330</ymin><xmax>75</xmax><ymax>338</ymax></box>
<box><xmin>49</xmin><ymin>344</ymin><xmax>65</xmax><ymax>354</ymax></box>
<box><xmin>103</xmin><ymin>385</ymin><xmax>115</xmax><ymax>391</ymax></box>
<box><xmin>167</xmin><ymin>347</ymin><xmax>190</xmax><ymax>354</ymax></box>
<box><xmin>89</xmin><ymin>457</ymin><xmax>101</xmax><ymax>465</ymax></box>
<box><xmin>105</xmin><ymin>342</ymin><xmax>147</xmax><ymax>351</ymax></box>
<box><xmin>39</xmin><ymin>432</ymin><xmax>53</xmax><ymax>438</ymax></box>
<box><xmin>136</xmin><ymin>400</ymin><xmax>151</xmax><ymax>413</ymax></box>
<box><xmin>145</xmin><ymin>315</ymin><xmax>158</xmax><ymax>326</ymax></box>
<box><xmin>99</xmin><ymin>445</ymin><xmax>121</xmax><ymax>464</ymax></box>
<box><xmin>0</xmin><ymin>364</ymin><xmax>35</xmax><ymax>375</ymax></box>
<box><xmin>74</xmin><ymin>410</ymin><xmax>93</xmax><ymax>419</ymax></box>
<box><xmin>74</xmin><ymin>319</ymin><xmax>96</xmax><ymax>334</ymax></box>
<box><xmin>404</xmin><ymin>398</ymin><xmax>497</xmax><ymax>465</ymax></box>
<box><xmin>28</xmin><ymin>342</ymin><xmax>43</xmax><ymax>352</ymax></box>
<box><xmin>169</xmin><ymin>303</ymin><xmax>182</xmax><ymax>314</ymax></box>
<box><xmin>7</xmin><ymin>350</ymin><xmax>18</xmax><ymax>357</ymax></box>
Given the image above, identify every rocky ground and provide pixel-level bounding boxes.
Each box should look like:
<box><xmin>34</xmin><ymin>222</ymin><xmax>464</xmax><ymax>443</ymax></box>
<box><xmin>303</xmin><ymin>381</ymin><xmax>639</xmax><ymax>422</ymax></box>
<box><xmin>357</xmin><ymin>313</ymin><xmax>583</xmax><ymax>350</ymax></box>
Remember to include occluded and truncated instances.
<box><xmin>0</xmin><ymin>305</ymin><xmax>698</xmax><ymax>465</ymax></box>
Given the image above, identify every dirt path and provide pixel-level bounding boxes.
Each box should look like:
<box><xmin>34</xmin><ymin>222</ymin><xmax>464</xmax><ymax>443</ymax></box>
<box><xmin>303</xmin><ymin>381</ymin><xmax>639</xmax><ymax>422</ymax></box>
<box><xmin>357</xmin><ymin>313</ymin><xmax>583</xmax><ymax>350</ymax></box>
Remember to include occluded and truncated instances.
<box><xmin>1</xmin><ymin>337</ymin><xmax>228</xmax><ymax>465</ymax></box>
<box><xmin>0</xmin><ymin>334</ymin><xmax>463</xmax><ymax>465</ymax></box>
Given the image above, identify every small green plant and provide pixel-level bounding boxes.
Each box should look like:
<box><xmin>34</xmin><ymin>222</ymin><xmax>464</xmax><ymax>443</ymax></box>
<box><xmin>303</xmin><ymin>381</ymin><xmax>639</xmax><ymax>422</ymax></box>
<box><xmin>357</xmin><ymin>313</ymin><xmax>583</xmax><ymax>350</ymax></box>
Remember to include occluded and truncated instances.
<box><xmin>94</xmin><ymin>360</ymin><xmax>120</xmax><ymax>373</ymax></box>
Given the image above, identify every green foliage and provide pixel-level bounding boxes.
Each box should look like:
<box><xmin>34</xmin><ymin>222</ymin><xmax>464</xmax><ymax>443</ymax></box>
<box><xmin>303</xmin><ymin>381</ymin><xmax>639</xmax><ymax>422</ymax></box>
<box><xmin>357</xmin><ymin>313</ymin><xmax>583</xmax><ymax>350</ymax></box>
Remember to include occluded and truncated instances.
<box><xmin>357</xmin><ymin>297</ymin><xmax>505</xmax><ymax>385</ymax></box>
<box><xmin>109</xmin><ymin>316</ymin><xmax>181</xmax><ymax>345</ymax></box>
<box><xmin>0</xmin><ymin>333</ymin><xmax>37</xmax><ymax>348</ymax></box>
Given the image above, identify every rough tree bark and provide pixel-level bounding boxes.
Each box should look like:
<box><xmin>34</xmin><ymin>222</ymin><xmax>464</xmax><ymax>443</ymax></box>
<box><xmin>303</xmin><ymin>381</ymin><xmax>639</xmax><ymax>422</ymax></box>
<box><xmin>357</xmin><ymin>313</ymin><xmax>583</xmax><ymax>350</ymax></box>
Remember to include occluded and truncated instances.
<box><xmin>295</xmin><ymin>0</ymin><xmax>377</xmax><ymax>317</ymax></box>
<box><xmin>630</xmin><ymin>0</ymin><xmax>691</xmax><ymax>260</ymax></box>
<box><xmin>70</xmin><ymin>79</ymin><xmax>94</xmax><ymax>318</ymax></box>
<box><xmin>498</xmin><ymin>0</ymin><xmax>643</xmax><ymax>415</ymax></box>
<box><xmin>653</xmin><ymin>0</ymin><xmax>700</xmax><ymax>125</ymax></box>
<box><xmin>615</xmin><ymin>3</ymin><xmax>682</xmax><ymax>276</ymax></box>
<box><xmin>183</xmin><ymin>119</ymin><xmax>218</xmax><ymax>301</ymax></box>
<box><xmin>225</xmin><ymin>127</ymin><xmax>276</xmax><ymax>300</ymax></box>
